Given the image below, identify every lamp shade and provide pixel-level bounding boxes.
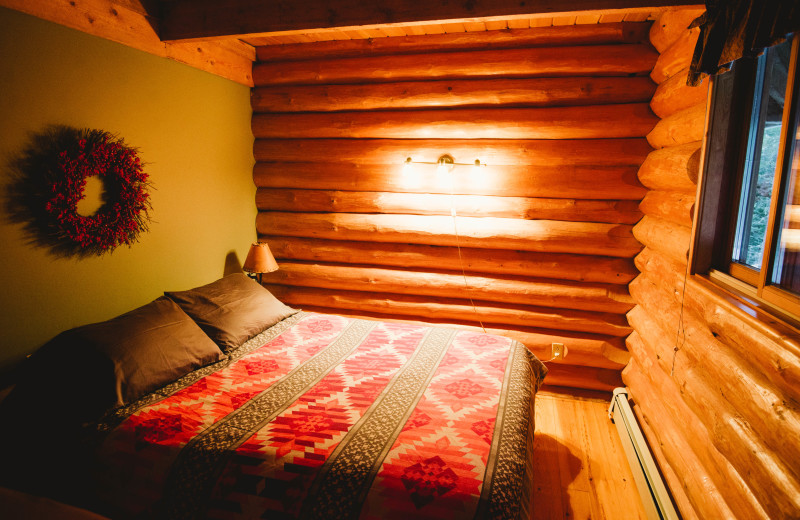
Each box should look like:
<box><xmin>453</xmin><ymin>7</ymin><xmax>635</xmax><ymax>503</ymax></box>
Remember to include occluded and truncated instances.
<box><xmin>242</xmin><ymin>242</ymin><xmax>279</xmax><ymax>274</ymax></box>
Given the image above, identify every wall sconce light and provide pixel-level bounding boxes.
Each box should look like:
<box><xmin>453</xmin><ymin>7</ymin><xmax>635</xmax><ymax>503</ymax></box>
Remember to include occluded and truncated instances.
<box><xmin>403</xmin><ymin>156</ymin><xmax>414</xmax><ymax>175</ymax></box>
<box><xmin>437</xmin><ymin>154</ymin><xmax>455</xmax><ymax>174</ymax></box>
<box><xmin>243</xmin><ymin>242</ymin><xmax>279</xmax><ymax>285</ymax></box>
<box><xmin>403</xmin><ymin>154</ymin><xmax>486</xmax><ymax>173</ymax></box>
<box><xmin>401</xmin><ymin>155</ymin><xmax>488</xmax><ymax>333</ymax></box>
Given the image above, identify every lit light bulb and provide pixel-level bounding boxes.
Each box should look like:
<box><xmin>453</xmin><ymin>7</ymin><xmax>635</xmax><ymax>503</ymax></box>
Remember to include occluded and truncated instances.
<box><xmin>469</xmin><ymin>158</ymin><xmax>489</xmax><ymax>190</ymax></box>
<box><xmin>403</xmin><ymin>157</ymin><xmax>414</xmax><ymax>175</ymax></box>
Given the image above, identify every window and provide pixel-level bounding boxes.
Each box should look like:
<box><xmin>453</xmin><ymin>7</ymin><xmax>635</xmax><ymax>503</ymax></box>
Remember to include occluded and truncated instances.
<box><xmin>695</xmin><ymin>35</ymin><xmax>800</xmax><ymax>318</ymax></box>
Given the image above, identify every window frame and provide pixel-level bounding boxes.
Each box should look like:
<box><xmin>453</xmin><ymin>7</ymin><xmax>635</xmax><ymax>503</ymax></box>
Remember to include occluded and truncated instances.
<box><xmin>692</xmin><ymin>35</ymin><xmax>800</xmax><ymax>323</ymax></box>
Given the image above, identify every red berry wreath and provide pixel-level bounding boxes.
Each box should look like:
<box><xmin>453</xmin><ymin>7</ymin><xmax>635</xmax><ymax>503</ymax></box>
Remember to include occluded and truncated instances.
<box><xmin>43</xmin><ymin>129</ymin><xmax>151</xmax><ymax>255</ymax></box>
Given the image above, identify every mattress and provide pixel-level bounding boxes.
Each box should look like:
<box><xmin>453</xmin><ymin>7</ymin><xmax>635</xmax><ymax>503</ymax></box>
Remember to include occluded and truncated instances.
<box><xmin>90</xmin><ymin>312</ymin><xmax>547</xmax><ymax>519</ymax></box>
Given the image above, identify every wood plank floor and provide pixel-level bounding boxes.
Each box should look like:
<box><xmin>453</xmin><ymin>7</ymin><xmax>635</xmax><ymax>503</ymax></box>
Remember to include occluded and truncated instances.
<box><xmin>531</xmin><ymin>388</ymin><xmax>648</xmax><ymax>520</ymax></box>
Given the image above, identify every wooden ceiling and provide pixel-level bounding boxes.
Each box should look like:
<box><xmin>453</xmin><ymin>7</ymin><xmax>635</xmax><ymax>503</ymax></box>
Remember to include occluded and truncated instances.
<box><xmin>156</xmin><ymin>0</ymin><xmax>697</xmax><ymax>42</ymax></box>
<box><xmin>0</xmin><ymin>0</ymin><xmax>702</xmax><ymax>86</ymax></box>
<box><xmin>241</xmin><ymin>10</ymin><xmax>660</xmax><ymax>47</ymax></box>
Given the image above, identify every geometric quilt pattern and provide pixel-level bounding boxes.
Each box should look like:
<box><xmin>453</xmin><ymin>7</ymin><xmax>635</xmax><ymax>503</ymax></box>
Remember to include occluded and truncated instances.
<box><xmin>90</xmin><ymin>313</ymin><xmax>542</xmax><ymax>519</ymax></box>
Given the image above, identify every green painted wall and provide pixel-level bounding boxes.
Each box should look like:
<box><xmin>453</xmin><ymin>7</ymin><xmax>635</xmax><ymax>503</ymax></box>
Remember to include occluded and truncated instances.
<box><xmin>0</xmin><ymin>7</ymin><xmax>256</xmax><ymax>373</ymax></box>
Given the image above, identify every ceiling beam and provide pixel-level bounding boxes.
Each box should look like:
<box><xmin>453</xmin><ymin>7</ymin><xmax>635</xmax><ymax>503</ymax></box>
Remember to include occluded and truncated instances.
<box><xmin>159</xmin><ymin>0</ymin><xmax>703</xmax><ymax>42</ymax></box>
<box><xmin>0</xmin><ymin>0</ymin><xmax>255</xmax><ymax>85</ymax></box>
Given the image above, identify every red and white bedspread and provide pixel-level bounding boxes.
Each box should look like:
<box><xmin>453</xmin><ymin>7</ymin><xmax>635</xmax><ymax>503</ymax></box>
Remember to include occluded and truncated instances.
<box><xmin>91</xmin><ymin>312</ymin><xmax>546</xmax><ymax>519</ymax></box>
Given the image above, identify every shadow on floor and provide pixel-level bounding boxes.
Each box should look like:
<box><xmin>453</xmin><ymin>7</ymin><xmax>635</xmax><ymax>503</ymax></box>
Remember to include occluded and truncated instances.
<box><xmin>531</xmin><ymin>433</ymin><xmax>582</xmax><ymax>520</ymax></box>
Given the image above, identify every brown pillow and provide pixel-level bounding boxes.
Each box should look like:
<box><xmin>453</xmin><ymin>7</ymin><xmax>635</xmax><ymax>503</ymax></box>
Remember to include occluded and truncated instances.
<box><xmin>0</xmin><ymin>298</ymin><xmax>224</xmax><ymax>499</ymax></box>
<box><xmin>0</xmin><ymin>296</ymin><xmax>224</xmax><ymax>424</ymax></box>
<box><xmin>72</xmin><ymin>296</ymin><xmax>225</xmax><ymax>406</ymax></box>
<box><xmin>165</xmin><ymin>273</ymin><xmax>298</xmax><ymax>353</ymax></box>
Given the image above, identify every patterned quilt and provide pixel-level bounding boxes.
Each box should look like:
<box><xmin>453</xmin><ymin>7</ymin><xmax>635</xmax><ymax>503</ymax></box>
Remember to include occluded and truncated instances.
<box><xmin>91</xmin><ymin>312</ymin><xmax>546</xmax><ymax>519</ymax></box>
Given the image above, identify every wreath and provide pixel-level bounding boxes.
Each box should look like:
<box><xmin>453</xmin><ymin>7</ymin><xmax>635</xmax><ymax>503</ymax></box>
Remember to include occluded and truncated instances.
<box><xmin>6</xmin><ymin>126</ymin><xmax>152</xmax><ymax>256</ymax></box>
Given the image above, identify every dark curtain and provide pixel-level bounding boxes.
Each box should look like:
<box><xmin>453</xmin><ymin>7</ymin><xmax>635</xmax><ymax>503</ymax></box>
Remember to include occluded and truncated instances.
<box><xmin>688</xmin><ymin>0</ymin><xmax>800</xmax><ymax>86</ymax></box>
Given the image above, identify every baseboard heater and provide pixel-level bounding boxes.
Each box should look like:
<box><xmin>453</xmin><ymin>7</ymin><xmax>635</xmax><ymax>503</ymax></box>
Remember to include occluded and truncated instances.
<box><xmin>608</xmin><ymin>387</ymin><xmax>680</xmax><ymax>520</ymax></box>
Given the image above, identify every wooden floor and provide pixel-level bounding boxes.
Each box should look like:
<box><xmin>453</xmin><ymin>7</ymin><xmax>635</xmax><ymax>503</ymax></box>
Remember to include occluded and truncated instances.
<box><xmin>531</xmin><ymin>388</ymin><xmax>648</xmax><ymax>520</ymax></box>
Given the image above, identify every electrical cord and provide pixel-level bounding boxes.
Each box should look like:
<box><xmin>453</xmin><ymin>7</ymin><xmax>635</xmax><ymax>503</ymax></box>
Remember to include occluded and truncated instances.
<box><xmin>447</xmin><ymin>166</ymin><xmax>575</xmax><ymax>364</ymax></box>
<box><xmin>672</xmin><ymin>258</ymin><xmax>690</xmax><ymax>376</ymax></box>
<box><xmin>541</xmin><ymin>355</ymin><xmax>563</xmax><ymax>363</ymax></box>
<box><xmin>448</xmin><ymin>179</ymin><xmax>487</xmax><ymax>334</ymax></box>
<box><xmin>445</xmin><ymin>163</ymin><xmax>565</xmax><ymax>363</ymax></box>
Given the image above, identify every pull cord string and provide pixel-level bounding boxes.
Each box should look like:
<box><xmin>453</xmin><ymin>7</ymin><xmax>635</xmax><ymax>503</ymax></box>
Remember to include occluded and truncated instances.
<box><xmin>673</xmin><ymin>257</ymin><xmax>690</xmax><ymax>376</ymax></box>
<box><xmin>449</xmin><ymin>173</ymin><xmax>487</xmax><ymax>334</ymax></box>
<box><xmin>446</xmin><ymin>164</ymin><xmax>560</xmax><ymax>359</ymax></box>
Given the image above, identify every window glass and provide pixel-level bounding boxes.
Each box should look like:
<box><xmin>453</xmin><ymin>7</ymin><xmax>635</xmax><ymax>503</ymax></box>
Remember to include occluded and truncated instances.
<box><xmin>695</xmin><ymin>35</ymin><xmax>800</xmax><ymax>321</ymax></box>
<box><xmin>772</xmin><ymin>116</ymin><xmax>800</xmax><ymax>294</ymax></box>
<box><xmin>732</xmin><ymin>38</ymin><xmax>792</xmax><ymax>269</ymax></box>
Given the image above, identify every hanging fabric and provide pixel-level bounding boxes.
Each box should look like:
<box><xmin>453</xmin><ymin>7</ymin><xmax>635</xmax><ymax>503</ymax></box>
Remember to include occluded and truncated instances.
<box><xmin>687</xmin><ymin>0</ymin><xmax>800</xmax><ymax>86</ymax></box>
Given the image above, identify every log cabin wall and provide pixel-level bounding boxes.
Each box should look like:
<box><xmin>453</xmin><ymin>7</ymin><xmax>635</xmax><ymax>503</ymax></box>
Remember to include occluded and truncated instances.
<box><xmin>252</xmin><ymin>23</ymin><xmax>659</xmax><ymax>391</ymax></box>
<box><xmin>626</xmin><ymin>7</ymin><xmax>800</xmax><ymax>519</ymax></box>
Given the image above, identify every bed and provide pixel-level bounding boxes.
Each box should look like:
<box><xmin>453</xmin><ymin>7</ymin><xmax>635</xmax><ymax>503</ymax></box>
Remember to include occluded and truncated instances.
<box><xmin>0</xmin><ymin>274</ymin><xmax>547</xmax><ymax>520</ymax></box>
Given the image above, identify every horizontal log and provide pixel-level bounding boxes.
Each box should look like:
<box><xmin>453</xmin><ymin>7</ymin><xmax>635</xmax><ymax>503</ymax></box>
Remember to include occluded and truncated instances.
<box><xmin>650</xmin><ymin>26</ymin><xmax>700</xmax><ymax>84</ymax></box>
<box><xmin>253</xmin><ymin>44</ymin><xmax>658</xmax><ymax>85</ymax></box>
<box><xmin>253</xmin><ymin>162</ymin><xmax>646</xmax><ymax>200</ymax></box>
<box><xmin>630</xmin><ymin>287</ymin><xmax>800</xmax><ymax>518</ymax></box>
<box><xmin>255</xmin><ymin>23</ymin><xmax>652</xmax><ymax>62</ymax></box>
<box><xmin>635</xmin><ymin>246</ymin><xmax>800</xmax><ymax>404</ymax></box>
<box><xmin>251</xmin><ymin>104</ymin><xmax>657</xmax><ymax>139</ymax></box>
<box><xmin>265</xmin><ymin>284</ymin><xmax>633</xmax><ymax>337</ymax></box>
<box><xmin>253</xmin><ymin>138</ymin><xmax>653</xmax><ymax>166</ymax></box>
<box><xmin>625</xmin><ymin>328</ymin><xmax>773</xmax><ymax>519</ymax></box>
<box><xmin>258</xmin><ymin>212</ymin><xmax>642</xmax><ymax>258</ymax></box>
<box><xmin>251</xmin><ymin>77</ymin><xmax>657</xmax><ymax>112</ymax></box>
<box><xmin>630</xmin><ymin>273</ymin><xmax>800</xmax><ymax>500</ymax></box>
<box><xmin>638</xmin><ymin>190</ymin><xmax>695</xmax><ymax>227</ymax></box>
<box><xmin>626</xmin><ymin>308</ymin><xmax>680</xmax><ymax>384</ymax></box>
<box><xmin>498</xmin><ymin>334</ymin><xmax>627</xmax><ymax>372</ymax></box>
<box><xmin>646</xmin><ymin>103</ymin><xmax>706</xmax><ymax>149</ymax></box>
<box><xmin>538</xmin><ymin>363</ymin><xmax>621</xmax><ymax>391</ymax></box>
<box><xmin>289</xmin><ymin>305</ymin><xmax>627</xmax><ymax>370</ymax></box>
<box><xmin>650</xmin><ymin>66</ymin><xmax>710</xmax><ymax>118</ymax></box>
<box><xmin>264</xmin><ymin>262</ymin><xmax>634</xmax><ymax>313</ymax></box>
<box><xmin>623</xmin><ymin>372</ymin><xmax>733</xmax><ymax>520</ymax></box>
<box><xmin>263</xmin><ymin>236</ymin><xmax>638</xmax><ymax>285</ymax></box>
<box><xmin>632</xmin><ymin>215</ymin><xmax>691</xmax><ymax>265</ymax></box>
<box><xmin>649</xmin><ymin>7</ymin><xmax>705</xmax><ymax>53</ymax></box>
<box><xmin>495</xmin><ymin>331</ymin><xmax>627</xmax><ymax>372</ymax></box>
<box><xmin>256</xmin><ymin>189</ymin><xmax>642</xmax><ymax>224</ymax></box>
<box><xmin>632</xmin><ymin>244</ymin><xmax>688</xmax><ymax>279</ymax></box>
<box><xmin>687</xmin><ymin>282</ymin><xmax>800</xmax><ymax>405</ymax></box>
<box><xmin>637</xmin><ymin>140</ymin><xmax>701</xmax><ymax>192</ymax></box>
<box><xmin>629</xmin><ymin>386</ymin><xmax>701</xmax><ymax>520</ymax></box>
<box><xmin>623</xmin><ymin>355</ymin><xmax>748</xmax><ymax>520</ymax></box>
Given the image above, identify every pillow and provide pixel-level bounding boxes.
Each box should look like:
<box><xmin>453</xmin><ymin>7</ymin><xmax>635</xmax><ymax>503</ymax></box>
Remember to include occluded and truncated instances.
<box><xmin>1</xmin><ymin>297</ymin><xmax>223</xmax><ymax>441</ymax></box>
<box><xmin>165</xmin><ymin>273</ymin><xmax>298</xmax><ymax>353</ymax></box>
<box><xmin>71</xmin><ymin>296</ymin><xmax>225</xmax><ymax>406</ymax></box>
<box><xmin>0</xmin><ymin>297</ymin><xmax>223</xmax><ymax>498</ymax></box>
